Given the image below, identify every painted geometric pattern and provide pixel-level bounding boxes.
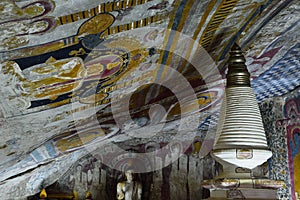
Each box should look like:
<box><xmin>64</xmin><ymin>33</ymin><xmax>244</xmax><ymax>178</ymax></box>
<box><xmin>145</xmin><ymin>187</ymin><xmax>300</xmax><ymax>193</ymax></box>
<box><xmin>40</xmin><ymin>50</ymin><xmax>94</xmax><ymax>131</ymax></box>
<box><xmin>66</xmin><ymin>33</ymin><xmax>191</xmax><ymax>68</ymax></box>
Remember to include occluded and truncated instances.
<box><xmin>253</xmin><ymin>43</ymin><xmax>300</xmax><ymax>102</ymax></box>
<box><xmin>260</xmin><ymin>98</ymin><xmax>292</xmax><ymax>200</ymax></box>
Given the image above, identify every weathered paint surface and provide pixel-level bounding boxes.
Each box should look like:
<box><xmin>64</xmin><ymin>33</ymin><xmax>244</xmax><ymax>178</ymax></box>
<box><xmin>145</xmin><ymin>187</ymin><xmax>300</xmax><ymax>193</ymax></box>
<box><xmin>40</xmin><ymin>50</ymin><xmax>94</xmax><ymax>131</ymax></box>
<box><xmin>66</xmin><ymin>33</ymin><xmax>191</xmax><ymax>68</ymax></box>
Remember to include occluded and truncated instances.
<box><xmin>0</xmin><ymin>0</ymin><xmax>299</xmax><ymax>199</ymax></box>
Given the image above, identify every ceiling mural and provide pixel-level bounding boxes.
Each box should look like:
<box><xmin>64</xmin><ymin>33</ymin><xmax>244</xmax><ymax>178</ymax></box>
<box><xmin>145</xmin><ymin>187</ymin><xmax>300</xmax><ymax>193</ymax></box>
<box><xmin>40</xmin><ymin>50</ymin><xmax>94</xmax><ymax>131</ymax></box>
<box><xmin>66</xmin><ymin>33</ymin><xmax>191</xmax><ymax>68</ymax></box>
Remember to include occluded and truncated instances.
<box><xmin>0</xmin><ymin>0</ymin><xmax>299</xmax><ymax>198</ymax></box>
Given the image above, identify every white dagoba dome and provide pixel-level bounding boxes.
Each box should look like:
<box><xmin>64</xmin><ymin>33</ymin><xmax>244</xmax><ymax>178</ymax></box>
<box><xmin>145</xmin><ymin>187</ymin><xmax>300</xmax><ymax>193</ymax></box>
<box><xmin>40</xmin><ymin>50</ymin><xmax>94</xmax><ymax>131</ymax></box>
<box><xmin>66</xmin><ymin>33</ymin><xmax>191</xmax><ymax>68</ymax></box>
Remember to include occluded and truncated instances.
<box><xmin>212</xmin><ymin>43</ymin><xmax>272</xmax><ymax>170</ymax></box>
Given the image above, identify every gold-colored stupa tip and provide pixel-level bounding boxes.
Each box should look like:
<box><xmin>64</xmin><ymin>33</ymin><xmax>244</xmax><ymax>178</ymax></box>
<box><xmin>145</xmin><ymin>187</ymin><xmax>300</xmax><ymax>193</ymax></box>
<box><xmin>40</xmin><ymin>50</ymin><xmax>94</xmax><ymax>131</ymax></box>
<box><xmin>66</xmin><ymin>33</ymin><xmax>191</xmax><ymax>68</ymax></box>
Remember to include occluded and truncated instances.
<box><xmin>226</xmin><ymin>43</ymin><xmax>250</xmax><ymax>87</ymax></box>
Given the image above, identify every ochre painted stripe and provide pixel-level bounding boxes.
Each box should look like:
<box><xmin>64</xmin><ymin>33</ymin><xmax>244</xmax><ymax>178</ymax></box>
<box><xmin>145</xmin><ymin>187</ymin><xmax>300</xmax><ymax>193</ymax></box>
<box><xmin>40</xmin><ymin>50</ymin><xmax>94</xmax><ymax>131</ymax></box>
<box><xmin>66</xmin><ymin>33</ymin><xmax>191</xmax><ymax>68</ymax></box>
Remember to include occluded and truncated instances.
<box><xmin>78</xmin><ymin>12</ymin><xmax>84</xmax><ymax>20</ymax></box>
<box><xmin>57</xmin><ymin>0</ymin><xmax>148</xmax><ymax>25</ymax></box>
<box><xmin>83</xmin><ymin>11</ymin><xmax>88</xmax><ymax>18</ymax></box>
<box><xmin>112</xmin><ymin>1</ymin><xmax>118</xmax><ymax>10</ymax></box>
<box><xmin>70</xmin><ymin>14</ymin><xmax>75</xmax><ymax>22</ymax></box>
<box><xmin>177</xmin><ymin>0</ymin><xmax>231</xmax><ymax>72</ymax></box>
<box><xmin>199</xmin><ymin>0</ymin><xmax>238</xmax><ymax>48</ymax></box>
<box><xmin>89</xmin><ymin>8</ymin><xmax>95</xmax><ymax>17</ymax></box>
<box><xmin>155</xmin><ymin>0</ymin><xmax>181</xmax><ymax>75</ymax></box>
<box><xmin>132</xmin><ymin>0</ymin><xmax>137</xmax><ymax>6</ymax></box>
<box><xmin>58</xmin><ymin>16</ymin><xmax>64</xmax><ymax>25</ymax></box>
<box><xmin>106</xmin><ymin>2</ymin><xmax>113</xmax><ymax>12</ymax></box>
<box><xmin>8</xmin><ymin>6</ymin><xmax>167</xmax><ymax>60</ymax></box>
<box><xmin>160</xmin><ymin>0</ymin><xmax>194</xmax><ymax>80</ymax></box>
<box><xmin>66</xmin><ymin>15</ymin><xmax>72</xmax><ymax>23</ymax></box>
<box><xmin>99</xmin><ymin>12</ymin><xmax>166</xmax><ymax>38</ymax></box>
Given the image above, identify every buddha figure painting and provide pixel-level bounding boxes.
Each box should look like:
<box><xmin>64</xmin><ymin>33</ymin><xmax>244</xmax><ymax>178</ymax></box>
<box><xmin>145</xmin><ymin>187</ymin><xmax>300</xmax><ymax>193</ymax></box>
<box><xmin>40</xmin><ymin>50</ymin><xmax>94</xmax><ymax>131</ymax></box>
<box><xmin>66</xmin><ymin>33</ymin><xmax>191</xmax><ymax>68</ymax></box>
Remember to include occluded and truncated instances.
<box><xmin>0</xmin><ymin>47</ymin><xmax>129</xmax><ymax>113</ymax></box>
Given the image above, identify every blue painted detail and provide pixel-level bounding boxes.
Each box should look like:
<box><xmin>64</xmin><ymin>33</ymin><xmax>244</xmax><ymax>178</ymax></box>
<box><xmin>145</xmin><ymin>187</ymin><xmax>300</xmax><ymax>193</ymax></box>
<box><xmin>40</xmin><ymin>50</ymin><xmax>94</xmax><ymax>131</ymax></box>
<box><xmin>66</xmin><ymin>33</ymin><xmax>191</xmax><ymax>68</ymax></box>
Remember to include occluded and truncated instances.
<box><xmin>31</xmin><ymin>149</ymin><xmax>43</xmax><ymax>162</ymax></box>
<box><xmin>198</xmin><ymin>115</ymin><xmax>211</xmax><ymax>131</ymax></box>
<box><xmin>155</xmin><ymin>0</ymin><xmax>188</xmax><ymax>82</ymax></box>
<box><xmin>45</xmin><ymin>141</ymin><xmax>57</xmax><ymax>158</ymax></box>
<box><xmin>252</xmin><ymin>43</ymin><xmax>300</xmax><ymax>102</ymax></box>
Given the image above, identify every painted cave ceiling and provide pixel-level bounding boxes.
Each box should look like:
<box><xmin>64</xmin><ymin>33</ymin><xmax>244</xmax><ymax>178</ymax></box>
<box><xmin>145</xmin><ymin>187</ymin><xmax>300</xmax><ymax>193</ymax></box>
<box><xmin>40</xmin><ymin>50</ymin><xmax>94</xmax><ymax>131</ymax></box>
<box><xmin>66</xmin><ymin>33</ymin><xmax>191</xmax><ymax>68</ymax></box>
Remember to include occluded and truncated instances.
<box><xmin>0</xmin><ymin>0</ymin><xmax>299</xmax><ymax>197</ymax></box>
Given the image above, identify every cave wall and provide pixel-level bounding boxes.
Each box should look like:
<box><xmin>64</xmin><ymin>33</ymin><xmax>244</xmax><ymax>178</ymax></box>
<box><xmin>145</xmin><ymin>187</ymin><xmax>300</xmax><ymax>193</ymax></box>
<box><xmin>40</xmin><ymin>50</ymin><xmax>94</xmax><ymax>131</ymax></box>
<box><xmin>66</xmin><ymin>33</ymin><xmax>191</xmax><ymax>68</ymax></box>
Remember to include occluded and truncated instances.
<box><xmin>28</xmin><ymin>88</ymin><xmax>300</xmax><ymax>200</ymax></box>
<box><xmin>34</xmin><ymin>152</ymin><xmax>215</xmax><ymax>200</ymax></box>
<box><xmin>260</xmin><ymin>88</ymin><xmax>300</xmax><ymax>200</ymax></box>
